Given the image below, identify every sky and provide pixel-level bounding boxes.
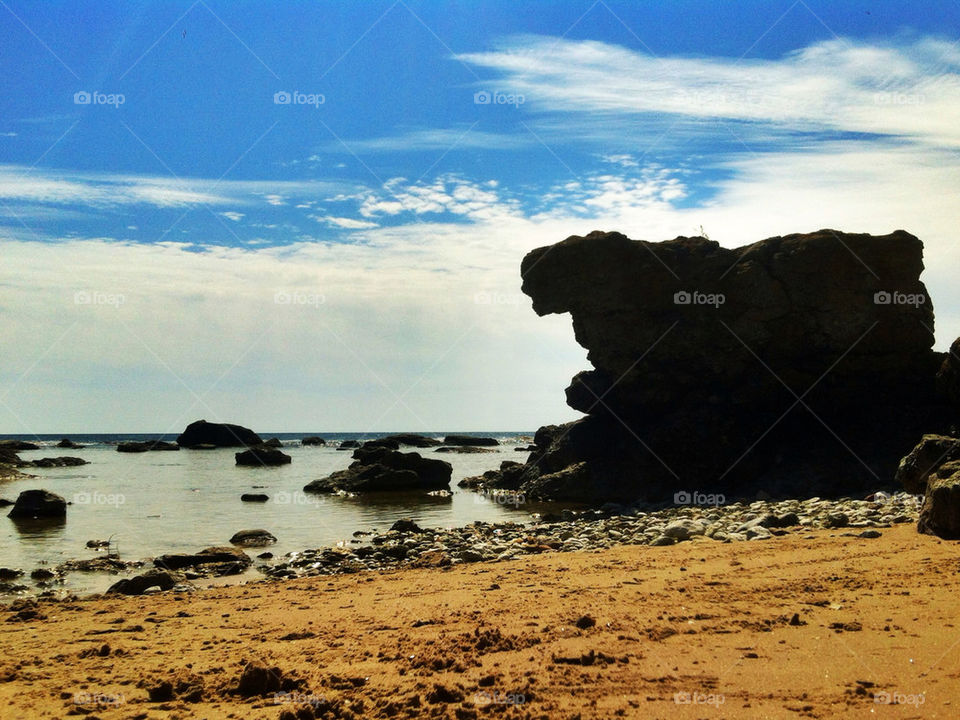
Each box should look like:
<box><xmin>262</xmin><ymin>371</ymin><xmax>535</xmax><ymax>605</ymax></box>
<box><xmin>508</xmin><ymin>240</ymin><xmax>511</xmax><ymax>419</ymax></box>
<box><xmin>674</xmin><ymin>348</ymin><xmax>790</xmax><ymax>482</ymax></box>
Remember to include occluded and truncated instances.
<box><xmin>2</xmin><ymin>1</ymin><xmax>959</xmax><ymax>434</ymax></box>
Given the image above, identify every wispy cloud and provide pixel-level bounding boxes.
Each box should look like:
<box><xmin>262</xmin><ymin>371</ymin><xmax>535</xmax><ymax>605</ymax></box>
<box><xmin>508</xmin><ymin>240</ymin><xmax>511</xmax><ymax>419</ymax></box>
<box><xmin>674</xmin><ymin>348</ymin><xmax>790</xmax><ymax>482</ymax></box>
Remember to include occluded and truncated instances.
<box><xmin>324</xmin><ymin>127</ymin><xmax>532</xmax><ymax>153</ymax></box>
<box><xmin>457</xmin><ymin>35</ymin><xmax>960</xmax><ymax>148</ymax></box>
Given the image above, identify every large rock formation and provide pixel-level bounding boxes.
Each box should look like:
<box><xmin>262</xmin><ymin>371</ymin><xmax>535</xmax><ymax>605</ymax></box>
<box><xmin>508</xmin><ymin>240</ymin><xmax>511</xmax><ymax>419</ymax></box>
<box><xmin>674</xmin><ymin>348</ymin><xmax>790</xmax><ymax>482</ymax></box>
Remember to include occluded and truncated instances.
<box><xmin>176</xmin><ymin>420</ymin><xmax>262</xmax><ymax>448</ymax></box>
<box><xmin>480</xmin><ymin>229</ymin><xmax>956</xmax><ymax>502</ymax></box>
<box><xmin>7</xmin><ymin>489</ymin><xmax>68</xmax><ymax>519</ymax></box>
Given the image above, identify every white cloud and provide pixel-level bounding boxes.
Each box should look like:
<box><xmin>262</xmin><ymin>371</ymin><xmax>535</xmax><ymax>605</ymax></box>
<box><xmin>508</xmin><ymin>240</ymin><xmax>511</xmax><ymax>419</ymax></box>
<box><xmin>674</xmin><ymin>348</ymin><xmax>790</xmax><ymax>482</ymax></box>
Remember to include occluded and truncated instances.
<box><xmin>457</xmin><ymin>35</ymin><xmax>960</xmax><ymax>148</ymax></box>
<box><xmin>0</xmin><ymin>132</ymin><xmax>17</xmax><ymax>137</ymax></box>
<box><xmin>326</xmin><ymin>127</ymin><xmax>532</xmax><ymax>153</ymax></box>
<box><xmin>310</xmin><ymin>215</ymin><xmax>378</xmax><ymax>229</ymax></box>
<box><xmin>220</xmin><ymin>211</ymin><xmax>245</xmax><ymax>222</ymax></box>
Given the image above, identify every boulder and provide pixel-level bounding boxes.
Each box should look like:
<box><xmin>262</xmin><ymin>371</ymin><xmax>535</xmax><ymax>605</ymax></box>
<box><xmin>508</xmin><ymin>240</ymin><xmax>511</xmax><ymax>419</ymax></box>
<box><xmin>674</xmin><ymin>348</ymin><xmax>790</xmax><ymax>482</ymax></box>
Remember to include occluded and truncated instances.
<box><xmin>918</xmin><ymin>460</ymin><xmax>960</xmax><ymax>539</ymax></box>
<box><xmin>435</xmin><ymin>446</ymin><xmax>494</xmax><ymax>454</ymax></box>
<box><xmin>7</xmin><ymin>489</ymin><xmax>67</xmax><ymax>519</ymax></box>
<box><xmin>478</xmin><ymin>229</ymin><xmax>955</xmax><ymax>502</ymax></box>
<box><xmin>360</xmin><ymin>438</ymin><xmax>400</xmax><ymax>451</ymax></box>
<box><xmin>262</xmin><ymin>437</ymin><xmax>283</xmax><ymax>448</ymax></box>
<box><xmin>229</xmin><ymin>529</ymin><xmax>277</xmax><ymax>546</ymax></box>
<box><xmin>176</xmin><ymin>419</ymin><xmax>263</xmax><ymax>448</ymax></box>
<box><xmin>56</xmin><ymin>438</ymin><xmax>83</xmax><ymax>449</ymax></box>
<box><xmin>304</xmin><ymin>448</ymin><xmax>452</xmax><ymax>493</ymax></box>
<box><xmin>896</xmin><ymin>434</ymin><xmax>960</xmax><ymax>494</ymax></box>
<box><xmin>937</xmin><ymin>338</ymin><xmax>960</xmax><ymax>404</ymax></box>
<box><xmin>240</xmin><ymin>493</ymin><xmax>269</xmax><ymax>502</ymax></box>
<box><xmin>0</xmin><ymin>568</ymin><xmax>23</xmax><ymax>581</ymax></box>
<box><xmin>382</xmin><ymin>434</ymin><xmax>442</xmax><ymax>448</ymax></box>
<box><xmin>390</xmin><ymin>519</ymin><xmax>425</xmax><ymax>533</ymax></box>
<box><xmin>108</xmin><ymin>569</ymin><xmax>183</xmax><ymax>595</ymax></box>
<box><xmin>442</xmin><ymin>435</ymin><xmax>499</xmax><ymax>446</ymax></box>
<box><xmin>235</xmin><ymin>446</ymin><xmax>292</xmax><ymax>466</ymax></box>
<box><xmin>154</xmin><ymin>546</ymin><xmax>251</xmax><ymax>571</ymax></box>
<box><xmin>337</xmin><ymin>440</ymin><xmax>360</xmax><ymax>450</ymax></box>
<box><xmin>301</xmin><ymin>436</ymin><xmax>326</xmax><ymax>446</ymax></box>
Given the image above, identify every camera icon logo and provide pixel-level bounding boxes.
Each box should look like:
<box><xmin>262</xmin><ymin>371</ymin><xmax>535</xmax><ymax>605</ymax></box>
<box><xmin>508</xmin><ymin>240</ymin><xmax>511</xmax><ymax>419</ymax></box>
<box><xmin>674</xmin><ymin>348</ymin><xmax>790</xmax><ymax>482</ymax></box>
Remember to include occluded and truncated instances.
<box><xmin>274</xmin><ymin>490</ymin><xmax>291</xmax><ymax>505</ymax></box>
<box><xmin>273</xmin><ymin>290</ymin><xmax>291</xmax><ymax>305</ymax></box>
<box><xmin>73</xmin><ymin>491</ymin><xmax>92</xmax><ymax>504</ymax></box>
<box><xmin>673</xmin><ymin>290</ymin><xmax>691</xmax><ymax>305</ymax></box>
<box><xmin>674</xmin><ymin>490</ymin><xmax>691</xmax><ymax>505</ymax></box>
<box><xmin>873</xmin><ymin>291</ymin><xmax>892</xmax><ymax>305</ymax></box>
<box><xmin>74</xmin><ymin>91</ymin><xmax>91</xmax><ymax>105</ymax></box>
<box><xmin>474</xmin><ymin>91</ymin><xmax>491</xmax><ymax>105</ymax></box>
<box><xmin>274</xmin><ymin>91</ymin><xmax>292</xmax><ymax>105</ymax></box>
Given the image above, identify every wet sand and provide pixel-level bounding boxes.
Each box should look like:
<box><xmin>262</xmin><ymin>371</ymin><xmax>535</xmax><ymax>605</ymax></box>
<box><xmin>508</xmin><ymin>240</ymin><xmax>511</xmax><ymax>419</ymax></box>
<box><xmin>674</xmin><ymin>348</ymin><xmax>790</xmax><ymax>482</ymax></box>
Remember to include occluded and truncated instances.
<box><xmin>0</xmin><ymin>523</ymin><xmax>956</xmax><ymax>719</ymax></box>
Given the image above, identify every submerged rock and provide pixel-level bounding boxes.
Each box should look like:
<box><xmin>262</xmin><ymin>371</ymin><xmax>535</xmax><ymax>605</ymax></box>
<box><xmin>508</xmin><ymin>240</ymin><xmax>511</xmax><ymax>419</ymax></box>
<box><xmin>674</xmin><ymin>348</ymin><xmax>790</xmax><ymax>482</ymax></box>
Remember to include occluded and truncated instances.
<box><xmin>117</xmin><ymin>440</ymin><xmax>179</xmax><ymax>453</ymax></box>
<box><xmin>56</xmin><ymin>438</ymin><xmax>83</xmax><ymax>449</ymax></box>
<box><xmin>154</xmin><ymin>546</ymin><xmax>251</xmax><ymax>571</ymax></box>
<box><xmin>230</xmin><ymin>529</ymin><xmax>277</xmax><ymax>546</ymax></box>
<box><xmin>382</xmin><ymin>434</ymin><xmax>442</xmax><ymax>448</ymax></box>
<box><xmin>442</xmin><ymin>435</ymin><xmax>499</xmax><ymax>446</ymax></box>
<box><xmin>108</xmin><ymin>569</ymin><xmax>183</xmax><ymax>595</ymax></box>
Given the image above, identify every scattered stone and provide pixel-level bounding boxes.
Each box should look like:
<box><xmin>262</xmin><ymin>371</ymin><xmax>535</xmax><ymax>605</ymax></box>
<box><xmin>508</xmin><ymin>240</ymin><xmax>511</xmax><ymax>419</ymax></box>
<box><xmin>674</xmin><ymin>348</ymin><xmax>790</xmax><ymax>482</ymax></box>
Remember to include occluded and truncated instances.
<box><xmin>390</xmin><ymin>519</ymin><xmax>425</xmax><ymax>533</ymax></box>
<box><xmin>574</xmin><ymin>615</ymin><xmax>596</xmax><ymax>630</ymax></box>
<box><xmin>229</xmin><ymin>529</ymin><xmax>277</xmax><ymax>547</ymax></box>
<box><xmin>241</xmin><ymin>493</ymin><xmax>270</xmax><ymax>502</ymax></box>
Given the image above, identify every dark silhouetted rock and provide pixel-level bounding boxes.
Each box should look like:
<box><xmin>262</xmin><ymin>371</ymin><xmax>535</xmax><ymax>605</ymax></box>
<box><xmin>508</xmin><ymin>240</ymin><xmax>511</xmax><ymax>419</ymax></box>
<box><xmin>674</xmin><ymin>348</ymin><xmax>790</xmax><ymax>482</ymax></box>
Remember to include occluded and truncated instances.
<box><xmin>262</xmin><ymin>437</ymin><xmax>283</xmax><ymax>448</ymax></box>
<box><xmin>0</xmin><ymin>440</ymin><xmax>39</xmax><ymax>451</ymax></box>
<box><xmin>442</xmin><ymin>435</ymin><xmax>499</xmax><ymax>446</ymax></box>
<box><xmin>108</xmin><ymin>569</ymin><xmax>183</xmax><ymax>595</ymax></box>
<box><xmin>154</xmin><ymin>546</ymin><xmax>251</xmax><ymax>571</ymax></box>
<box><xmin>0</xmin><ymin>568</ymin><xmax>23</xmax><ymax>581</ymax></box>
<box><xmin>176</xmin><ymin>419</ymin><xmax>263</xmax><ymax>448</ymax></box>
<box><xmin>337</xmin><ymin>440</ymin><xmax>360</xmax><ymax>450</ymax></box>
<box><xmin>229</xmin><ymin>529</ymin><xmax>277</xmax><ymax>546</ymax></box>
<box><xmin>382</xmin><ymin>434</ymin><xmax>442</xmax><ymax>448</ymax></box>
<box><xmin>301</xmin><ymin>436</ymin><xmax>326</xmax><ymax>446</ymax></box>
<box><xmin>117</xmin><ymin>440</ymin><xmax>179</xmax><ymax>453</ymax></box>
<box><xmin>477</xmin><ymin>229</ymin><xmax>956</xmax><ymax>502</ymax></box>
<box><xmin>938</xmin><ymin>338</ymin><xmax>960</xmax><ymax>405</ymax></box>
<box><xmin>7</xmin><ymin>490</ymin><xmax>67</xmax><ymax>519</ymax></box>
<box><xmin>304</xmin><ymin>447</ymin><xmax>451</xmax><ymax>493</ymax></box>
<box><xmin>26</xmin><ymin>456</ymin><xmax>88</xmax><ymax>468</ymax></box>
<box><xmin>896</xmin><ymin>434</ymin><xmax>960</xmax><ymax>494</ymax></box>
<box><xmin>235</xmin><ymin>446</ymin><xmax>292</xmax><ymax>466</ymax></box>
<box><xmin>435</xmin><ymin>446</ymin><xmax>494</xmax><ymax>454</ymax></box>
<box><xmin>56</xmin><ymin>438</ymin><xmax>83</xmax><ymax>449</ymax></box>
<box><xmin>360</xmin><ymin>438</ymin><xmax>400</xmax><ymax>451</ymax></box>
<box><xmin>240</xmin><ymin>493</ymin><xmax>269</xmax><ymax>502</ymax></box>
<box><xmin>918</xmin><ymin>460</ymin><xmax>960</xmax><ymax>539</ymax></box>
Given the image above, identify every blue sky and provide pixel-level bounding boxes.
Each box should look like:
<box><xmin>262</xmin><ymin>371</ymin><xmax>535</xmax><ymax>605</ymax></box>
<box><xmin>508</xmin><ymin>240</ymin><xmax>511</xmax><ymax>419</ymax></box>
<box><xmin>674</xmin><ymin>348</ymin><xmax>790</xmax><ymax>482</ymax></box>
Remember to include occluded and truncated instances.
<box><xmin>2</xmin><ymin>1</ymin><xmax>960</xmax><ymax>433</ymax></box>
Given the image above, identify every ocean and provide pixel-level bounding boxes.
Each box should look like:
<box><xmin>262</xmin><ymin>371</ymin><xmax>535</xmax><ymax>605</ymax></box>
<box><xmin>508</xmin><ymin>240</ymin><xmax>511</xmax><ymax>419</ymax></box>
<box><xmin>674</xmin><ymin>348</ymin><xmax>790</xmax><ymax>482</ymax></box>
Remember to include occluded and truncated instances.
<box><xmin>0</xmin><ymin>432</ymin><xmax>554</xmax><ymax>596</ymax></box>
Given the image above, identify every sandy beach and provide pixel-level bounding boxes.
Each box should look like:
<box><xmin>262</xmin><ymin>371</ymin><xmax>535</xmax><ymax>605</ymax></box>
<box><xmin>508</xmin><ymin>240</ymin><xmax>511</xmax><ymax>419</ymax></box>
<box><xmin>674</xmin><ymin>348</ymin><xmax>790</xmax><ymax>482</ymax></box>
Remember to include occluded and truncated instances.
<box><xmin>1</xmin><ymin>522</ymin><xmax>956</xmax><ymax>719</ymax></box>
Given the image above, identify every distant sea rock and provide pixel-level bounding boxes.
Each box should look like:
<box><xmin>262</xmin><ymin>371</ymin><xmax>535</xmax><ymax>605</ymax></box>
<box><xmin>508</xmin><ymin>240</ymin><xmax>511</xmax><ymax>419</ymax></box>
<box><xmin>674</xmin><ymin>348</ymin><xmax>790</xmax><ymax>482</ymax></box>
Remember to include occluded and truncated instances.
<box><xmin>304</xmin><ymin>446</ymin><xmax>451</xmax><ymax>493</ymax></box>
<box><xmin>301</xmin><ymin>436</ymin><xmax>326</xmax><ymax>446</ymax></box>
<box><xmin>117</xmin><ymin>440</ymin><xmax>180</xmax><ymax>453</ymax></box>
<box><xmin>56</xmin><ymin>438</ymin><xmax>83</xmax><ymax>449</ymax></box>
<box><xmin>382</xmin><ymin>434</ymin><xmax>442</xmax><ymax>448</ymax></box>
<box><xmin>0</xmin><ymin>440</ymin><xmax>39</xmax><ymax>451</ymax></box>
<box><xmin>471</xmin><ymin>229</ymin><xmax>957</xmax><ymax>503</ymax></box>
<box><xmin>442</xmin><ymin>435</ymin><xmax>499</xmax><ymax>446</ymax></box>
<box><xmin>235</xmin><ymin>446</ymin><xmax>292</xmax><ymax>466</ymax></box>
<box><xmin>436</xmin><ymin>446</ymin><xmax>494</xmax><ymax>454</ymax></box>
<box><xmin>25</xmin><ymin>456</ymin><xmax>88</xmax><ymax>468</ymax></box>
<box><xmin>336</xmin><ymin>440</ymin><xmax>360</xmax><ymax>450</ymax></box>
<box><xmin>176</xmin><ymin>419</ymin><xmax>263</xmax><ymax>448</ymax></box>
<box><xmin>7</xmin><ymin>489</ymin><xmax>67</xmax><ymax>519</ymax></box>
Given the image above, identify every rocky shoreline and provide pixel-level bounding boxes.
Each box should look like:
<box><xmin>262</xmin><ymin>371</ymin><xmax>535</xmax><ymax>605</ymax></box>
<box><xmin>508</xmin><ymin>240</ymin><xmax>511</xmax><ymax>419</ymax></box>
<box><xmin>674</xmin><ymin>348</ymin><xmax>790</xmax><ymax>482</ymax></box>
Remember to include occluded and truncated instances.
<box><xmin>1</xmin><ymin>491</ymin><xmax>921</xmax><ymax>601</ymax></box>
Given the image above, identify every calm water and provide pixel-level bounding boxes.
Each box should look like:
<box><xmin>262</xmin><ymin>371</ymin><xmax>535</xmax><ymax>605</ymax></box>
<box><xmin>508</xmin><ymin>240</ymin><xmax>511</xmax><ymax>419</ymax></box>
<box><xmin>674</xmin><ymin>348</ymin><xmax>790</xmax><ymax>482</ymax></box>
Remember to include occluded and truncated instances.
<box><xmin>0</xmin><ymin>432</ymin><xmax>550</xmax><ymax>596</ymax></box>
